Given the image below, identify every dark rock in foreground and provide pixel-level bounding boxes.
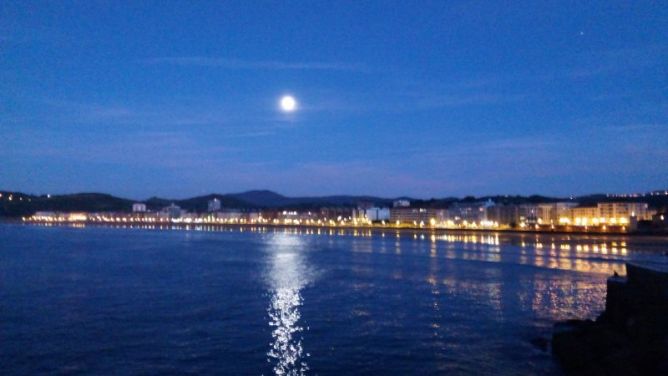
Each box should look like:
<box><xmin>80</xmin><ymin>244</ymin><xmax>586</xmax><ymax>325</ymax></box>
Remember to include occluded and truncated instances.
<box><xmin>552</xmin><ymin>263</ymin><xmax>668</xmax><ymax>375</ymax></box>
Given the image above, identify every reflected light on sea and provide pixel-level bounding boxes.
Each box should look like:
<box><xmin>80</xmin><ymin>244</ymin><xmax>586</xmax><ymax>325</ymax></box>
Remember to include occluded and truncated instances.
<box><xmin>7</xmin><ymin>223</ymin><xmax>668</xmax><ymax>375</ymax></box>
<box><xmin>265</xmin><ymin>234</ymin><xmax>311</xmax><ymax>376</ymax></box>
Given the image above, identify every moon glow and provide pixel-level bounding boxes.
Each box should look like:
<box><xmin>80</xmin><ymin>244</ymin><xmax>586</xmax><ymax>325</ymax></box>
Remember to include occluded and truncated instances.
<box><xmin>280</xmin><ymin>95</ymin><xmax>297</xmax><ymax>112</ymax></box>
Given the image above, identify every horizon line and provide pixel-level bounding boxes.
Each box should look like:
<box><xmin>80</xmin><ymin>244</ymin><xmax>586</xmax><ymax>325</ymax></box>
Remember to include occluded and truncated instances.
<box><xmin>2</xmin><ymin>187</ymin><xmax>667</xmax><ymax>202</ymax></box>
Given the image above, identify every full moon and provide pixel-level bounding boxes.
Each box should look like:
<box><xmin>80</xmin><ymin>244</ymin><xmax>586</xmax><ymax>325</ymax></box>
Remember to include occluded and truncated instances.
<box><xmin>280</xmin><ymin>95</ymin><xmax>297</xmax><ymax>112</ymax></box>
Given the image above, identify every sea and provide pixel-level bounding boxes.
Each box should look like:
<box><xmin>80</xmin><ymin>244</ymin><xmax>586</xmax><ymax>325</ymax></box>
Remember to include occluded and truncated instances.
<box><xmin>1</xmin><ymin>223</ymin><xmax>667</xmax><ymax>375</ymax></box>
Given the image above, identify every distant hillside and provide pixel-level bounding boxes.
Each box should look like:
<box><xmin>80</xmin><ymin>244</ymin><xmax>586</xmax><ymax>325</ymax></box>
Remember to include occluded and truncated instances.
<box><xmin>227</xmin><ymin>190</ymin><xmax>292</xmax><ymax>207</ymax></box>
<box><xmin>478</xmin><ymin>195</ymin><xmax>567</xmax><ymax>205</ymax></box>
<box><xmin>0</xmin><ymin>190</ymin><xmax>393</xmax><ymax>217</ymax></box>
<box><xmin>226</xmin><ymin>190</ymin><xmax>393</xmax><ymax>207</ymax></box>
<box><xmin>0</xmin><ymin>192</ymin><xmax>133</xmax><ymax>217</ymax></box>
<box><xmin>1</xmin><ymin>189</ymin><xmax>667</xmax><ymax>218</ymax></box>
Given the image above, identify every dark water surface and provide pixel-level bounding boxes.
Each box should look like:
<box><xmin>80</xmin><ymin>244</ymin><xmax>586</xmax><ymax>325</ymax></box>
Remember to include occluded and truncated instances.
<box><xmin>2</xmin><ymin>224</ymin><xmax>667</xmax><ymax>375</ymax></box>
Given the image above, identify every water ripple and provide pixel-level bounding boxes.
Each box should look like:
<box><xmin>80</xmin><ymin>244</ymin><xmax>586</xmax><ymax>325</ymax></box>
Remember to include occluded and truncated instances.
<box><xmin>265</xmin><ymin>234</ymin><xmax>311</xmax><ymax>375</ymax></box>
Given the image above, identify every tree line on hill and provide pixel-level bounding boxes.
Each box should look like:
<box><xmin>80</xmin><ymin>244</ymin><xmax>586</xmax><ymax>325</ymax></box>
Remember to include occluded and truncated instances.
<box><xmin>1</xmin><ymin>189</ymin><xmax>667</xmax><ymax>218</ymax></box>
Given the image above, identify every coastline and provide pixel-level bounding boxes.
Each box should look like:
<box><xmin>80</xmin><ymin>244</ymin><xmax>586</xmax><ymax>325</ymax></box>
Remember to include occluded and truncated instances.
<box><xmin>6</xmin><ymin>218</ymin><xmax>668</xmax><ymax>241</ymax></box>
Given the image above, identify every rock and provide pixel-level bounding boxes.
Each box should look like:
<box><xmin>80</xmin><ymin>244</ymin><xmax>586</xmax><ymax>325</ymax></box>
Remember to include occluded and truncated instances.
<box><xmin>529</xmin><ymin>336</ymin><xmax>549</xmax><ymax>352</ymax></box>
<box><xmin>552</xmin><ymin>263</ymin><xmax>668</xmax><ymax>375</ymax></box>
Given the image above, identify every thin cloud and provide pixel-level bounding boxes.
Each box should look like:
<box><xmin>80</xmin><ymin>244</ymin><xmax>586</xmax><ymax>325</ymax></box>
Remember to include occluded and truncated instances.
<box><xmin>414</xmin><ymin>93</ymin><xmax>526</xmax><ymax>109</ymax></box>
<box><xmin>536</xmin><ymin>45</ymin><xmax>668</xmax><ymax>81</ymax></box>
<box><xmin>604</xmin><ymin>123</ymin><xmax>666</xmax><ymax>133</ymax></box>
<box><xmin>38</xmin><ymin>98</ymin><xmax>233</xmax><ymax>127</ymax></box>
<box><xmin>143</xmin><ymin>57</ymin><xmax>368</xmax><ymax>72</ymax></box>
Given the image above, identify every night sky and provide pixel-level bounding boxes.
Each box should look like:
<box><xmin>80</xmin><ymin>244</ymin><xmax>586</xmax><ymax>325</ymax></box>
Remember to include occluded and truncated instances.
<box><xmin>1</xmin><ymin>1</ymin><xmax>666</xmax><ymax>199</ymax></box>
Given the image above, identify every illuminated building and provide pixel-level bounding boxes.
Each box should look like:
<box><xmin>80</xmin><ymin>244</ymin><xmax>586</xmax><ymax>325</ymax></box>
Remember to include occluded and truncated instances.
<box><xmin>132</xmin><ymin>203</ymin><xmax>147</xmax><ymax>212</ymax></box>
<box><xmin>161</xmin><ymin>203</ymin><xmax>184</xmax><ymax>219</ymax></box>
<box><xmin>537</xmin><ymin>202</ymin><xmax>577</xmax><ymax>225</ymax></box>
<box><xmin>518</xmin><ymin>204</ymin><xmax>539</xmax><ymax>226</ymax></box>
<box><xmin>597</xmin><ymin>202</ymin><xmax>651</xmax><ymax>221</ymax></box>
<box><xmin>367</xmin><ymin>207</ymin><xmax>390</xmax><ymax>221</ymax></box>
<box><xmin>484</xmin><ymin>203</ymin><xmax>539</xmax><ymax>227</ymax></box>
<box><xmin>353</xmin><ymin>206</ymin><xmax>390</xmax><ymax>222</ymax></box>
<box><xmin>568</xmin><ymin>206</ymin><xmax>599</xmax><ymax>226</ymax></box>
<box><xmin>319</xmin><ymin>207</ymin><xmax>353</xmax><ymax>220</ymax></box>
<box><xmin>563</xmin><ymin>202</ymin><xmax>652</xmax><ymax>227</ymax></box>
<box><xmin>390</xmin><ymin>207</ymin><xmax>445</xmax><ymax>224</ymax></box>
<box><xmin>207</xmin><ymin>198</ymin><xmax>222</xmax><ymax>212</ymax></box>
<box><xmin>68</xmin><ymin>212</ymin><xmax>87</xmax><ymax>221</ymax></box>
<box><xmin>215</xmin><ymin>209</ymin><xmax>244</xmax><ymax>221</ymax></box>
<box><xmin>486</xmin><ymin>204</ymin><xmax>519</xmax><ymax>227</ymax></box>
<box><xmin>448</xmin><ymin>199</ymin><xmax>493</xmax><ymax>224</ymax></box>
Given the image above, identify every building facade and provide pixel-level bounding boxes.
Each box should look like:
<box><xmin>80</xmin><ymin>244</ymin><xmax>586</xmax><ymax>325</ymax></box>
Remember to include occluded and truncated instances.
<box><xmin>160</xmin><ymin>203</ymin><xmax>183</xmax><ymax>219</ymax></box>
<box><xmin>486</xmin><ymin>204</ymin><xmax>519</xmax><ymax>227</ymax></box>
<box><xmin>132</xmin><ymin>203</ymin><xmax>147</xmax><ymax>213</ymax></box>
<box><xmin>537</xmin><ymin>202</ymin><xmax>577</xmax><ymax>225</ymax></box>
<box><xmin>207</xmin><ymin>198</ymin><xmax>222</xmax><ymax>212</ymax></box>
<box><xmin>353</xmin><ymin>206</ymin><xmax>390</xmax><ymax>222</ymax></box>
<box><xmin>598</xmin><ymin>202</ymin><xmax>651</xmax><ymax>222</ymax></box>
<box><xmin>563</xmin><ymin>202</ymin><xmax>651</xmax><ymax>227</ymax></box>
<box><xmin>390</xmin><ymin>207</ymin><xmax>445</xmax><ymax>225</ymax></box>
<box><xmin>447</xmin><ymin>200</ymin><xmax>493</xmax><ymax>224</ymax></box>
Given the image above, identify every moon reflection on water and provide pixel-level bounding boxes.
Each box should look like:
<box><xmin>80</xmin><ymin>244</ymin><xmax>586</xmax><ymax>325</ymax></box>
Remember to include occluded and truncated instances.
<box><xmin>265</xmin><ymin>234</ymin><xmax>312</xmax><ymax>375</ymax></box>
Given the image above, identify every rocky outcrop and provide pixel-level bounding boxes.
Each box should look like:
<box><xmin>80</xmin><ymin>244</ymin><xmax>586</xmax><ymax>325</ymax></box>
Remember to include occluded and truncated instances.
<box><xmin>552</xmin><ymin>263</ymin><xmax>668</xmax><ymax>375</ymax></box>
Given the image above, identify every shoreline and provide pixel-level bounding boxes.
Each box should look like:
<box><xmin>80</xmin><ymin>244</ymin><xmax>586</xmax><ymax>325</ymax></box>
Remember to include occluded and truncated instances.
<box><xmin>6</xmin><ymin>218</ymin><xmax>668</xmax><ymax>240</ymax></box>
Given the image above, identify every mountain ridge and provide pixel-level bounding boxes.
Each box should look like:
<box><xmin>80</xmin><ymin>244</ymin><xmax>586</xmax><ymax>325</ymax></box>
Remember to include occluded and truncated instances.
<box><xmin>1</xmin><ymin>189</ymin><xmax>667</xmax><ymax>218</ymax></box>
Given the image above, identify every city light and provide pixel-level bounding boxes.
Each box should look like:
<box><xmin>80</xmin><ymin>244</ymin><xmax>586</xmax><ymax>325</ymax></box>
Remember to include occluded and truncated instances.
<box><xmin>18</xmin><ymin>197</ymin><xmax>661</xmax><ymax>235</ymax></box>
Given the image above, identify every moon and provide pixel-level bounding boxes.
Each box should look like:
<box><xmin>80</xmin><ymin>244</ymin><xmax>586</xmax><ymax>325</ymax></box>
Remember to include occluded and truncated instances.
<box><xmin>280</xmin><ymin>95</ymin><xmax>297</xmax><ymax>112</ymax></box>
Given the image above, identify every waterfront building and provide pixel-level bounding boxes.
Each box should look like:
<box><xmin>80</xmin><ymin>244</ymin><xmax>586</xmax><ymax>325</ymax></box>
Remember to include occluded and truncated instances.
<box><xmin>483</xmin><ymin>203</ymin><xmax>539</xmax><ymax>228</ymax></box>
<box><xmin>132</xmin><ymin>203</ymin><xmax>147</xmax><ymax>213</ymax></box>
<box><xmin>352</xmin><ymin>207</ymin><xmax>366</xmax><ymax>222</ymax></box>
<box><xmin>247</xmin><ymin>212</ymin><xmax>262</xmax><ymax>223</ymax></box>
<box><xmin>390</xmin><ymin>207</ymin><xmax>421</xmax><ymax>223</ymax></box>
<box><xmin>277</xmin><ymin>210</ymin><xmax>300</xmax><ymax>221</ymax></box>
<box><xmin>367</xmin><ymin>207</ymin><xmax>390</xmax><ymax>221</ymax></box>
<box><xmin>448</xmin><ymin>199</ymin><xmax>493</xmax><ymax>224</ymax></box>
<box><xmin>129</xmin><ymin>211</ymin><xmax>159</xmax><ymax>222</ymax></box>
<box><xmin>207</xmin><ymin>198</ymin><xmax>222</xmax><ymax>212</ymax></box>
<box><xmin>258</xmin><ymin>209</ymin><xmax>280</xmax><ymax>221</ymax></box>
<box><xmin>518</xmin><ymin>204</ymin><xmax>539</xmax><ymax>226</ymax></box>
<box><xmin>72</xmin><ymin>213</ymin><xmax>87</xmax><ymax>221</ymax></box>
<box><xmin>272</xmin><ymin>210</ymin><xmax>321</xmax><ymax>225</ymax></box>
<box><xmin>353</xmin><ymin>206</ymin><xmax>390</xmax><ymax>222</ymax></box>
<box><xmin>567</xmin><ymin>206</ymin><xmax>599</xmax><ymax>226</ymax></box>
<box><xmin>390</xmin><ymin>207</ymin><xmax>445</xmax><ymax>225</ymax></box>
<box><xmin>537</xmin><ymin>202</ymin><xmax>577</xmax><ymax>225</ymax></box>
<box><xmin>597</xmin><ymin>202</ymin><xmax>651</xmax><ymax>221</ymax></box>
<box><xmin>181</xmin><ymin>212</ymin><xmax>200</xmax><ymax>222</ymax></box>
<box><xmin>319</xmin><ymin>207</ymin><xmax>353</xmax><ymax>221</ymax></box>
<box><xmin>486</xmin><ymin>204</ymin><xmax>520</xmax><ymax>227</ymax></box>
<box><xmin>215</xmin><ymin>209</ymin><xmax>244</xmax><ymax>222</ymax></box>
<box><xmin>563</xmin><ymin>202</ymin><xmax>651</xmax><ymax>227</ymax></box>
<box><xmin>161</xmin><ymin>203</ymin><xmax>184</xmax><ymax>219</ymax></box>
<box><xmin>21</xmin><ymin>200</ymin><xmax>664</xmax><ymax>235</ymax></box>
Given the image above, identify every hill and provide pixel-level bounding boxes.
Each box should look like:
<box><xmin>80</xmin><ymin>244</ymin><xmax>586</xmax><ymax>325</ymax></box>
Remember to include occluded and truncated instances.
<box><xmin>1</xmin><ymin>189</ymin><xmax>666</xmax><ymax>218</ymax></box>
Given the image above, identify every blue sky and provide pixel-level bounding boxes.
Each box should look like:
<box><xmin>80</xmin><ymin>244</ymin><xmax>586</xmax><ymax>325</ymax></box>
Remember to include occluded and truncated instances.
<box><xmin>1</xmin><ymin>1</ymin><xmax>666</xmax><ymax>199</ymax></box>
